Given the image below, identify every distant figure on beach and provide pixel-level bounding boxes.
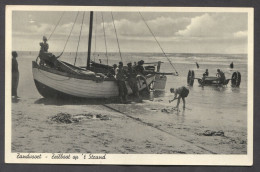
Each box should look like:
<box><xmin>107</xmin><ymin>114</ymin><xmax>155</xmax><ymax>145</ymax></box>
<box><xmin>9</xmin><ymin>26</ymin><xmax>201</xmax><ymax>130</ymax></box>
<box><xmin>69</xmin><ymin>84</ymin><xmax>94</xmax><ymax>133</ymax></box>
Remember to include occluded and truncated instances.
<box><xmin>99</xmin><ymin>59</ymin><xmax>102</xmax><ymax>64</ymax></box>
<box><xmin>12</xmin><ymin>51</ymin><xmax>19</xmax><ymax>99</ymax></box>
<box><xmin>169</xmin><ymin>86</ymin><xmax>189</xmax><ymax>110</ymax></box>
<box><xmin>216</xmin><ymin>69</ymin><xmax>226</xmax><ymax>84</ymax></box>
<box><xmin>127</xmin><ymin>62</ymin><xmax>140</xmax><ymax>101</ymax></box>
<box><xmin>196</xmin><ymin>62</ymin><xmax>199</xmax><ymax>69</ymax></box>
<box><xmin>116</xmin><ymin>62</ymin><xmax>128</xmax><ymax>103</ymax></box>
<box><xmin>230</xmin><ymin>62</ymin><xmax>234</xmax><ymax>69</ymax></box>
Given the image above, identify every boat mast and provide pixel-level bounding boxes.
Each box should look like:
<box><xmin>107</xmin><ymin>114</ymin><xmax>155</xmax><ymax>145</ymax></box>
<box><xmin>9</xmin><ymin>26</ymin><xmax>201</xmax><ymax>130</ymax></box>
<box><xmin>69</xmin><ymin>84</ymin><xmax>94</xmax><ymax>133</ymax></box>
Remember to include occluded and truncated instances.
<box><xmin>87</xmin><ymin>11</ymin><xmax>93</xmax><ymax>70</ymax></box>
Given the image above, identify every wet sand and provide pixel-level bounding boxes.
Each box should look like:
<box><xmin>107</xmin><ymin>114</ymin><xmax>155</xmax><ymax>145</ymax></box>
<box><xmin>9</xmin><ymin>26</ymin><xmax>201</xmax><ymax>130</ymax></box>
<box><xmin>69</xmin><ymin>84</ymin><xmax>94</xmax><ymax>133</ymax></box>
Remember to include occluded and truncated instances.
<box><xmin>12</xmin><ymin>96</ymin><xmax>246</xmax><ymax>154</ymax></box>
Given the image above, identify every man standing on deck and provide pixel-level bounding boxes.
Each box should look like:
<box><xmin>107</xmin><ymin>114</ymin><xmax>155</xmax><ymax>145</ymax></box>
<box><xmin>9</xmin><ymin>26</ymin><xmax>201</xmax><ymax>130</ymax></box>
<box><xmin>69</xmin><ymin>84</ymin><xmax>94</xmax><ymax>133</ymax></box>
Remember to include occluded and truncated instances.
<box><xmin>127</xmin><ymin>62</ymin><xmax>140</xmax><ymax>101</ymax></box>
<box><xmin>39</xmin><ymin>36</ymin><xmax>59</xmax><ymax>68</ymax></box>
<box><xmin>40</xmin><ymin>36</ymin><xmax>49</xmax><ymax>53</ymax></box>
<box><xmin>39</xmin><ymin>36</ymin><xmax>50</xmax><ymax>66</ymax></box>
<box><xmin>169</xmin><ymin>86</ymin><xmax>189</xmax><ymax>110</ymax></box>
<box><xmin>12</xmin><ymin>51</ymin><xmax>19</xmax><ymax>99</ymax></box>
<box><xmin>116</xmin><ymin>62</ymin><xmax>128</xmax><ymax>103</ymax></box>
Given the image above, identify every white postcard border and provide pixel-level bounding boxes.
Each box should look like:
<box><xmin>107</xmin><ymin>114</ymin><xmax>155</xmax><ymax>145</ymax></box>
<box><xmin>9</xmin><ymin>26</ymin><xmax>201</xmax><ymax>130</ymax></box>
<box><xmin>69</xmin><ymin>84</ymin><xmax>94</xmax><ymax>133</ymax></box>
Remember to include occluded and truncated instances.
<box><xmin>5</xmin><ymin>5</ymin><xmax>254</xmax><ymax>165</ymax></box>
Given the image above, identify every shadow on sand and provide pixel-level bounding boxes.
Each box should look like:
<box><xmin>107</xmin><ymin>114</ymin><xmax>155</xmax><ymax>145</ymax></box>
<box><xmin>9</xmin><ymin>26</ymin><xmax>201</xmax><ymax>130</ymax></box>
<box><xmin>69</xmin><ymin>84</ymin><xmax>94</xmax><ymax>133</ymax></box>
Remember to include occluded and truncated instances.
<box><xmin>34</xmin><ymin>91</ymin><xmax>156</xmax><ymax>106</ymax></box>
<box><xmin>34</xmin><ymin>97</ymin><xmax>121</xmax><ymax>106</ymax></box>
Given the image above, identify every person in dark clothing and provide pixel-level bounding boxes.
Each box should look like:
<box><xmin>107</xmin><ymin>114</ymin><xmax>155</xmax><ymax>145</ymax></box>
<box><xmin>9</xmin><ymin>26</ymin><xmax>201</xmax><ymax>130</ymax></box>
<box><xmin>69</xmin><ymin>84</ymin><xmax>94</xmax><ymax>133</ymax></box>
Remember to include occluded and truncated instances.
<box><xmin>201</xmin><ymin>69</ymin><xmax>209</xmax><ymax>85</ymax></box>
<box><xmin>135</xmin><ymin>60</ymin><xmax>149</xmax><ymax>92</ymax></box>
<box><xmin>116</xmin><ymin>62</ymin><xmax>128</xmax><ymax>103</ymax></box>
<box><xmin>127</xmin><ymin>62</ymin><xmax>140</xmax><ymax>100</ymax></box>
<box><xmin>196</xmin><ymin>62</ymin><xmax>199</xmax><ymax>69</ymax></box>
<box><xmin>107</xmin><ymin>64</ymin><xmax>118</xmax><ymax>78</ymax></box>
<box><xmin>230</xmin><ymin>62</ymin><xmax>234</xmax><ymax>69</ymax></box>
<box><xmin>216</xmin><ymin>69</ymin><xmax>226</xmax><ymax>84</ymax></box>
<box><xmin>203</xmin><ymin>69</ymin><xmax>209</xmax><ymax>77</ymax></box>
<box><xmin>12</xmin><ymin>51</ymin><xmax>19</xmax><ymax>98</ymax></box>
<box><xmin>169</xmin><ymin>86</ymin><xmax>189</xmax><ymax>110</ymax></box>
<box><xmin>135</xmin><ymin>60</ymin><xmax>145</xmax><ymax>75</ymax></box>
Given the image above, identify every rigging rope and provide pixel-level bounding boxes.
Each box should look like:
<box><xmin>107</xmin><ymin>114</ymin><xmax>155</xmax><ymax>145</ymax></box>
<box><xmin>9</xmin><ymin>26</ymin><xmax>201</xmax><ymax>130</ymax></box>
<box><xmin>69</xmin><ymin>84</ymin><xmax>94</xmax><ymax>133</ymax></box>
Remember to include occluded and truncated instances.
<box><xmin>139</xmin><ymin>12</ymin><xmax>178</xmax><ymax>75</ymax></box>
<box><xmin>111</xmin><ymin>12</ymin><xmax>123</xmax><ymax>62</ymax></box>
<box><xmin>74</xmin><ymin>12</ymin><xmax>85</xmax><ymax>66</ymax></box>
<box><xmin>101</xmin><ymin>12</ymin><xmax>108</xmax><ymax>65</ymax></box>
<box><xmin>57</xmin><ymin>11</ymin><xmax>79</xmax><ymax>58</ymax></box>
<box><xmin>48</xmin><ymin>11</ymin><xmax>65</xmax><ymax>41</ymax></box>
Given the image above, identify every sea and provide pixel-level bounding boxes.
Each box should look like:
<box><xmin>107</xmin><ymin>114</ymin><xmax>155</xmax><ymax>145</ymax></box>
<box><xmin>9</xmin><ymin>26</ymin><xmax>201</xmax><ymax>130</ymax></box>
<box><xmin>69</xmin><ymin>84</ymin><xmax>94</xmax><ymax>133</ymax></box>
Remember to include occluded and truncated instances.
<box><xmin>14</xmin><ymin>51</ymin><xmax>248</xmax><ymax>130</ymax></box>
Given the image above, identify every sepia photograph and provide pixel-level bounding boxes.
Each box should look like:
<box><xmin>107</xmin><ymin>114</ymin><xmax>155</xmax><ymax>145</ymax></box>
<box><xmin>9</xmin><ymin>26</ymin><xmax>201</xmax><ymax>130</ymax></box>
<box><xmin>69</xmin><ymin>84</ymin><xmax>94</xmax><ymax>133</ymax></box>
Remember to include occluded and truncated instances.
<box><xmin>5</xmin><ymin>6</ymin><xmax>253</xmax><ymax>165</ymax></box>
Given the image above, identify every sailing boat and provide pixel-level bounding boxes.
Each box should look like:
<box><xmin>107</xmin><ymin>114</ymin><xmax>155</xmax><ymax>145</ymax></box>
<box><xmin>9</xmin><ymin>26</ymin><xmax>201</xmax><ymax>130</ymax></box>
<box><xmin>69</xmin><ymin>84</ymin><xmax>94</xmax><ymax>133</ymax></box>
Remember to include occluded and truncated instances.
<box><xmin>32</xmin><ymin>11</ymin><xmax>177</xmax><ymax>99</ymax></box>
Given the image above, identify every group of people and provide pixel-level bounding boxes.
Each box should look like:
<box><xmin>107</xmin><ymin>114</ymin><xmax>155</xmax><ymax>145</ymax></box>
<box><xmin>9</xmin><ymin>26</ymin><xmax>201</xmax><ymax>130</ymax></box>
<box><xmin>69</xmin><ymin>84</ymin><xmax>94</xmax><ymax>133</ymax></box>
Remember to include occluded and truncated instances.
<box><xmin>112</xmin><ymin>60</ymin><xmax>147</xmax><ymax>103</ymax></box>
<box><xmin>202</xmin><ymin>68</ymin><xmax>226</xmax><ymax>84</ymax></box>
<box><xmin>11</xmin><ymin>35</ymin><xmax>228</xmax><ymax>111</ymax></box>
<box><xmin>168</xmin><ymin>68</ymin><xmax>227</xmax><ymax>110</ymax></box>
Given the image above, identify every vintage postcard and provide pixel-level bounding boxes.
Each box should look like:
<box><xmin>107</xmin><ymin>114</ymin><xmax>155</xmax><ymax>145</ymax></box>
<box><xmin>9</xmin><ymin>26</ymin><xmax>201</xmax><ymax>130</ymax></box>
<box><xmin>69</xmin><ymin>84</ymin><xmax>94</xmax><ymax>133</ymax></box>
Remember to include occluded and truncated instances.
<box><xmin>5</xmin><ymin>6</ymin><xmax>253</xmax><ymax>165</ymax></box>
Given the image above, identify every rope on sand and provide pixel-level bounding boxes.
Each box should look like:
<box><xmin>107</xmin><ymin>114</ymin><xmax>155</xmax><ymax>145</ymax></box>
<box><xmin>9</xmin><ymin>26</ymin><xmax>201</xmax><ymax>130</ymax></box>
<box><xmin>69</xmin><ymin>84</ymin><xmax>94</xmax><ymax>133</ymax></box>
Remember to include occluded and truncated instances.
<box><xmin>102</xmin><ymin>104</ymin><xmax>217</xmax><ymax>154</ymax></box>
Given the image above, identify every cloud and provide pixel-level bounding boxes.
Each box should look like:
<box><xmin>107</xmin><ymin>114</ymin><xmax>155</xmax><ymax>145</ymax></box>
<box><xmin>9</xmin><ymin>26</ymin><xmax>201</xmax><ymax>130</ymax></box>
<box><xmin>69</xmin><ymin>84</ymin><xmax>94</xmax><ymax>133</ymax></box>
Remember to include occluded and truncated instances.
<box><xmin>175</xmin><ymin>13</ymin><xmax>248</xmax><ymax>38</ymax></box>
<box><xmin>12</xmin><ymin>11</ymin><xmax>248</xmax><ymax>53</ymax></box>
<box><xmin>233</xmin><ymin>31</ymin><xmax>247</xmax><ymax>38</ymax></box>
<box><xmin>101</xmin><ymin>16</ymin><xmax>190</xmax><ymax>38</ymax></box>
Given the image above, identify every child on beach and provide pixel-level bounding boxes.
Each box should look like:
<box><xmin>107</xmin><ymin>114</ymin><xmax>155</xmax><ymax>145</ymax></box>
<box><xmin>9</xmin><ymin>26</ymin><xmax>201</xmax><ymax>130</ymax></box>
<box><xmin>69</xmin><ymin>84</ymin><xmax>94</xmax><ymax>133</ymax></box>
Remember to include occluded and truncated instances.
<box><xmin>169</xmin><ymin>86</ymin><xmax>189</xmax><ymax>110</ymax></box>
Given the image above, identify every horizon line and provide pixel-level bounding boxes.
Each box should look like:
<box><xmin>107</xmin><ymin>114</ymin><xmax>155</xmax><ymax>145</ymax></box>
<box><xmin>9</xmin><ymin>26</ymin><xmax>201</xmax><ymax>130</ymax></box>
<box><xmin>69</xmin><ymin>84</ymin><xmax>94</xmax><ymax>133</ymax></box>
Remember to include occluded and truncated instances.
<box><xmin>13</xmin><ymin>50</ymin><xmax>248</xmax><ymax>55</ymax></box>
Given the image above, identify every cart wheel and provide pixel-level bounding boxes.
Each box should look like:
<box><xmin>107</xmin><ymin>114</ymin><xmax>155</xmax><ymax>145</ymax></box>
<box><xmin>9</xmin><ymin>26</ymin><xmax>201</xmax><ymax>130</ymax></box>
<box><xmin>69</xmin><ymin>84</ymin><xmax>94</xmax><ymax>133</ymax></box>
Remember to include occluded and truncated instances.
<box><xmin>231</xmin><ymin>71</ymin><xmax>241</xmax><ymax>87</ymax></box>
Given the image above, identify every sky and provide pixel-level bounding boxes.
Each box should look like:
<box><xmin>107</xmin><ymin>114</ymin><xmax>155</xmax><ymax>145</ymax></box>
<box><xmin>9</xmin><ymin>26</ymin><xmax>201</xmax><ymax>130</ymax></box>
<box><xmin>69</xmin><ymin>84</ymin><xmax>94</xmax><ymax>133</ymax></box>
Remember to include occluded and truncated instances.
<box><xmin>12</xmin><ymin>11</ymin><xmax>248</xmax><ymax>54</ymax></box>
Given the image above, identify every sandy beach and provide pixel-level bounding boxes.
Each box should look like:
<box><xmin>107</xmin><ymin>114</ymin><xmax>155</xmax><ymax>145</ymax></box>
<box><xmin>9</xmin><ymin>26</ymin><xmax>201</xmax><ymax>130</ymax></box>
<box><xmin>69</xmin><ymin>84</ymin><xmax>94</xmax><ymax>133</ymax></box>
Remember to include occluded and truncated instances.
<box><xmin>11</xmin><ymin>53</ymin><xmax>247</xmax><ymax>154</ymax></box>
<box><xmin>12</xmin><ymin>97</ymin><xmax>246</xmax><ymax>154</ymax></box>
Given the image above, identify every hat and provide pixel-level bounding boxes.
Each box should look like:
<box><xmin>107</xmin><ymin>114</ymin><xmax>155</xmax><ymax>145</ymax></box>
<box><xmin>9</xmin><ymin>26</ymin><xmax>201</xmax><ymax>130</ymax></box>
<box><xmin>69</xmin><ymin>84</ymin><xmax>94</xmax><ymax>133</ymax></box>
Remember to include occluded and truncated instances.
<box><xmin>127</xmin><ymin>62</ymin><xmax>132</xmax><ymax>66</ymax></box>
<box><xmin>113</xmin><ymin>64</ymin><xmax>117</xmax><ymax>68</ymax></box>
<box><xmin>43</xmin><ymin>36</ymin><xmax>47</xmax><ymax>41</ymax></box>
<box><xmin>170</xmin><ymin>88</ymin><xmax>174</xmax><ymax>93</ymax></box>
<box><xmin>12</xmin><ymin>51</ymin><xmax>18</xmax><ymax>57</ymax></box>
<box><xmin>138</xmin><ymin>60</ymin><xmax>144</xmax><ymax>65</ymax></box>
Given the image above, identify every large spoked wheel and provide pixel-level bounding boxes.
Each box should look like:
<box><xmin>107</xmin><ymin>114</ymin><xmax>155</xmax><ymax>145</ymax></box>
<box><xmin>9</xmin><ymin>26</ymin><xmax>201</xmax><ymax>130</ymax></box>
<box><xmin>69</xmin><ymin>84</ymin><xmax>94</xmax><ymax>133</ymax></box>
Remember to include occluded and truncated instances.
<box><xmin>187</xmin><ymin>70</ymin><xmax>195</xmax><ymax>86</ymax></box>
<box><xmin>231</xmin><ymin>71</ymin><xmax>241</xmax><ymax>87</ymax></box>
